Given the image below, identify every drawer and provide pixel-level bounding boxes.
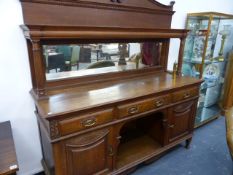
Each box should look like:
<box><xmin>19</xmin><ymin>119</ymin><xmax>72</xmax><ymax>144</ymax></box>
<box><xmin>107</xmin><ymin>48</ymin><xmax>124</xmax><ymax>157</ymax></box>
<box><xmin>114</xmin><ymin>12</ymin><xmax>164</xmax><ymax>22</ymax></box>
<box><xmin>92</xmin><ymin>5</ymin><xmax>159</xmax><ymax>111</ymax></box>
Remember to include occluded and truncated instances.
<box><xmin>172</xmin><ymin>87</ymin><xmax>199</xmax><ymax>102</ymax></box>
<box><xmin>118</xmin><ymin>95</ymin><xmax>170</xmax><ymax>118</ymax></box>
<box><xmin>57</xmin><ymin>109</ymin><xmax>113</xmax><ymax>136</ymax></box>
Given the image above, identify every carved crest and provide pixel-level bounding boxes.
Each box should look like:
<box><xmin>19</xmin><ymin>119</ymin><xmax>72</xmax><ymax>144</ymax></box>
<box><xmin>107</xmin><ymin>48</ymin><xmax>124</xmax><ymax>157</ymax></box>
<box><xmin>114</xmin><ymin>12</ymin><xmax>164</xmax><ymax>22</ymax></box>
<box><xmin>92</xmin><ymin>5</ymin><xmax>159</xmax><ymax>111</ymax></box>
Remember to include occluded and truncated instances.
<box><xmin>20</xmin><ymin>0</ymin><xmax>175</xmax><ymax>11</ymax></box>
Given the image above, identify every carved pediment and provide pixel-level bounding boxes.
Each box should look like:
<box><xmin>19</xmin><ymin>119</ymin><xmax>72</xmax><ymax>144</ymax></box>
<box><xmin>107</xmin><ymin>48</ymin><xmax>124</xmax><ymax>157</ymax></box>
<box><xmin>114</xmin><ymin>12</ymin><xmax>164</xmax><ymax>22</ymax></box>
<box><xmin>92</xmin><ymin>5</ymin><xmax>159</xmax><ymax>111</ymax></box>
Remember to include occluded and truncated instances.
<box><xmin>20</xmin><ymin>0</ymin><xmax>175</xmax><ymax>12</ymax></box>
<box><xmin>20</xmin><ymin>0</ymin><xmax>175</xmax><ymax>29</ymax></box>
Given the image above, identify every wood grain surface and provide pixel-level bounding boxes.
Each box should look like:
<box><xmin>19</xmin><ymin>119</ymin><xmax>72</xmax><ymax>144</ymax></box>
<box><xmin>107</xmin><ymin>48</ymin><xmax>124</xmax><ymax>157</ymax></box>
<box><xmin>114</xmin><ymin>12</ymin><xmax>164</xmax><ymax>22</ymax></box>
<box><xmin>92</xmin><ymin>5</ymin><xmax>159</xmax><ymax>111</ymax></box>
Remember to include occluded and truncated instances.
<box><xmin>0</xmin><ymin>121</ymin><xmax>19</xmax><ymax>175</ymax></box>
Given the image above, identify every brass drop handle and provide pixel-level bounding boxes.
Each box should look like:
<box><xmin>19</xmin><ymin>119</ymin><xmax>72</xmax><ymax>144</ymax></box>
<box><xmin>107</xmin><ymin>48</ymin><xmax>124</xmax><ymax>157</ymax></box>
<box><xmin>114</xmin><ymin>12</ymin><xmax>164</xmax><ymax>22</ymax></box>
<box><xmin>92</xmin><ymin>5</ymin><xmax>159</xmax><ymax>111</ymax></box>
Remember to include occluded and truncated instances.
<box><xmin>183</xmin><ymin>93</ymin><xmax>190</xmax><ymax>99</ymax></box>
<box><xmin>108</xmin><ymin>145</ymin><xmax>114</xmax><ymax>156</ymax></box>
<box><xmin>81</xmin><ymin>118</ymin><xmax>96</xmax><ymax>128</ymax></box>
<box><xmin>155</xmin><ymin>100</ymin><xmax>164</xmax><ymax>107</ymax></box>
<box><xmin>128</xmin><ymin>106</ymin><xmax>139</xmax><ymax>114</ymax></box>
<box><xmin>168</xmin><ymin>124</ymin><xmax>174</xmax><ymax>128</ymax></box>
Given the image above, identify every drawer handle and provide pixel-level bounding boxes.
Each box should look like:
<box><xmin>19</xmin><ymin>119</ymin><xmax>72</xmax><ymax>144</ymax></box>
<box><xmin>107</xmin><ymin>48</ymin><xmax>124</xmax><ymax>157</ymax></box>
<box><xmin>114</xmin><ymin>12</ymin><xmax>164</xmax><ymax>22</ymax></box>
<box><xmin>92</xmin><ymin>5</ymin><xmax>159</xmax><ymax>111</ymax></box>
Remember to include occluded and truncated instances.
<box><xmin>155</xmin><ymin>100</ymin><xmax>164</xmax><ymax>107</ymax></box>
<box><xmin>128</xmin><ymin>106</ymin><xmax>139</xmax><ymax>114</ymax></box>
<box><xmin>183</xmin><ymin>93</ymin><xmax>190</xmax><ymax>99</ymax></box>
<box><xmin>82</xmin><ymin>118</ymin><xmax>96</xmax><ymax>128</ymax></box>
<box><xmin>168</xmin><ymin>124</ymin><xmax>174</xmax><ymax>128</ymax></box>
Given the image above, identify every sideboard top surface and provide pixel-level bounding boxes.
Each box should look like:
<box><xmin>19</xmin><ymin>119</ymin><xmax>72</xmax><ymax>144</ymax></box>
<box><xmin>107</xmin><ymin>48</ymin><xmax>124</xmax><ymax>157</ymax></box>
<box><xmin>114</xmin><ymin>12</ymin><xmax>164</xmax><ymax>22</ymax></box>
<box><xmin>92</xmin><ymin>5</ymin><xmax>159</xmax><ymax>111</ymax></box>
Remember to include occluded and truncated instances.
<box><xmin>36</xmin><ymin>72</ymin><xmax>202</xmax><ymax>119</ymax></box>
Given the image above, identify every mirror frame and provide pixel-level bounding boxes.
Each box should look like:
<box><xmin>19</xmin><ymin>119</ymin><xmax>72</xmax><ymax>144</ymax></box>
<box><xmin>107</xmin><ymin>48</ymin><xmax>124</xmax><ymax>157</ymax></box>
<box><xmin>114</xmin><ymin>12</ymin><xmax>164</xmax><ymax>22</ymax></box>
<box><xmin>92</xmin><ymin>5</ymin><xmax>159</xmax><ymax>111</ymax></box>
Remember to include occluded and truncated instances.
<box><xmin>23</xmin><ymin>27</ymin><xmax>188</xmax><ymax>97</ymax></box>
<box><xmin>20</xmin><ymin>0</ymin><xmax>188</xmax><ymax>98</ymax></box>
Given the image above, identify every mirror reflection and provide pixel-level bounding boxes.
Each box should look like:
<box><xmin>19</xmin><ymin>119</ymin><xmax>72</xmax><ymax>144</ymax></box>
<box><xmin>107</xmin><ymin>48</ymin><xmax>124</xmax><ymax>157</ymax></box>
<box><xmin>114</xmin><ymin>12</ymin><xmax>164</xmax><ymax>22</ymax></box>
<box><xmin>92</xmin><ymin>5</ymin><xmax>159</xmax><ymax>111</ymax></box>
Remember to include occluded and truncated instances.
<box><xmin>43</xmin><ymin>42</ymin><xmax>162</xmax><ymax>80</ymax></box>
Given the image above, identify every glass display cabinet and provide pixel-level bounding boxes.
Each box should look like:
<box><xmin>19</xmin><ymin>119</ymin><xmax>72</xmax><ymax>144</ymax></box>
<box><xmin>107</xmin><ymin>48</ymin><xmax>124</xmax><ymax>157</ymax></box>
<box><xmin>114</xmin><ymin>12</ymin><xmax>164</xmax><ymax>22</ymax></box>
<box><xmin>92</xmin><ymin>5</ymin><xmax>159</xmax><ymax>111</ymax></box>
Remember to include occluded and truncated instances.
<box><xmin>182</xmin><ymin>12</ymin><xmax>233</xmax><ymax>127</ymax></box>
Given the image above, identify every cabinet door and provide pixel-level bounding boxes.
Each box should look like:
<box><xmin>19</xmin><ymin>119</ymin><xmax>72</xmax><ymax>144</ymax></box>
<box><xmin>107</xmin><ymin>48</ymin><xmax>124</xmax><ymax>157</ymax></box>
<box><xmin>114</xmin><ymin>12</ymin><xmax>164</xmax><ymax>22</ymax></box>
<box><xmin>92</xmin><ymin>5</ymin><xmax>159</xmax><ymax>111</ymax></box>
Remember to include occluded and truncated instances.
<box><xmin>64</xmin><ymin>128</ymin><xmax>113</xmax><ymax>175</ymax></box>
<box><xmin>168</xmin><ymin>100</ymin><xmax>196</xmax><ymax>143</ymax></box>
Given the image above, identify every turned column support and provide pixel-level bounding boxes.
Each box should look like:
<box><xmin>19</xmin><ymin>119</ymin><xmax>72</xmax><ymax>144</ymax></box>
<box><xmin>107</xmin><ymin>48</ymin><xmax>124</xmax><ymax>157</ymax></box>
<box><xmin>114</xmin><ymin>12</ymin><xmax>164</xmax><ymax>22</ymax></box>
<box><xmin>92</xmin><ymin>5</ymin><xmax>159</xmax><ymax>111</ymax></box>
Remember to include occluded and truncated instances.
<box><xmin>31</xmin><ymin>39</ymin><xmax>46</xmax><ymax>97</ymax></box>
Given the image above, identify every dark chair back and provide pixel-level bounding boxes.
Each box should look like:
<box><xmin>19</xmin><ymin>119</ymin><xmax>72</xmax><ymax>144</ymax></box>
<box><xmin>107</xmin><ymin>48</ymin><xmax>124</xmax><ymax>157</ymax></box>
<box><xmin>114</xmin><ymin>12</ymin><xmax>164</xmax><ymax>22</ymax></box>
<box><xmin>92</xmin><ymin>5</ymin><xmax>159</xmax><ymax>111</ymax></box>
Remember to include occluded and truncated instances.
<box><xmin>48</xmin><ymin>53</ymin><xmax>65</xmax><ymax>72</ymax></box>
<box><xmin>80</xmin><ymin>48</ymin><xmax>91</xmax><ymax>63</ymax></box>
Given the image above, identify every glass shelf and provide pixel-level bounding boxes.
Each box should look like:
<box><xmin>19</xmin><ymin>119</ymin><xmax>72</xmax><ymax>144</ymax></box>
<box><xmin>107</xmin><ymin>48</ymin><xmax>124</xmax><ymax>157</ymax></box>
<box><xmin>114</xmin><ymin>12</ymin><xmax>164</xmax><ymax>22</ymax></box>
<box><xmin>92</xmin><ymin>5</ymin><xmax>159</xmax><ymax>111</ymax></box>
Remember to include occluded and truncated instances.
<box><xmin>183</xmin><ymin>59</ymin><xmax>225</xmax><ymax>64</ymax></box>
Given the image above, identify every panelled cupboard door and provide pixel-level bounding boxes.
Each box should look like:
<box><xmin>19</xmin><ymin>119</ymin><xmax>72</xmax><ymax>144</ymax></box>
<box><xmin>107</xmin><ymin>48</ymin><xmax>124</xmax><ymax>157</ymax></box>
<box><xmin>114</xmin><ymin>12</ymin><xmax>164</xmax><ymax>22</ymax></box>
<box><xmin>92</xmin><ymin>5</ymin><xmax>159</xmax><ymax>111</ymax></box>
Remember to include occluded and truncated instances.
<box><xmin>168</xmin><ymin>100</ymin><xmax>196</xmax><ymax>143</ymax></box>
<box><xmin>64</xmin><ymin>128</ymin><xmax>113</xmax><ymax>175</ymax></box>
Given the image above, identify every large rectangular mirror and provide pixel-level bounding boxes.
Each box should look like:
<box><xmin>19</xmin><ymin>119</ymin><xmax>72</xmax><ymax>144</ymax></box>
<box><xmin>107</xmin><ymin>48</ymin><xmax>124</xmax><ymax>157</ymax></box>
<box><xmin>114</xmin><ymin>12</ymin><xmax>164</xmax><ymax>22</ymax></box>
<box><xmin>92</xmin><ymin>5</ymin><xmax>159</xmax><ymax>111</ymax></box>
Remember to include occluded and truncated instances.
<box><xmin>43</xmin><ymin>42</ymin><xmax>163</xmax><ymax>81</ymax></box>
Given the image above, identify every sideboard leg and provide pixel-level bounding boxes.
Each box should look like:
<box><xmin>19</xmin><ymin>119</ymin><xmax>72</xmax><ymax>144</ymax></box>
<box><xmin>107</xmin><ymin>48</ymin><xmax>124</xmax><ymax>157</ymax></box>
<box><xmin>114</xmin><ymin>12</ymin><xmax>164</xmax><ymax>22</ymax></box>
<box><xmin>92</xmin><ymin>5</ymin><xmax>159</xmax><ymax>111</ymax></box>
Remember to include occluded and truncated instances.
<box><xmin>185</xmin><ymin>138</ymin><xmax>192</xmax><ymax>149</ymax></box>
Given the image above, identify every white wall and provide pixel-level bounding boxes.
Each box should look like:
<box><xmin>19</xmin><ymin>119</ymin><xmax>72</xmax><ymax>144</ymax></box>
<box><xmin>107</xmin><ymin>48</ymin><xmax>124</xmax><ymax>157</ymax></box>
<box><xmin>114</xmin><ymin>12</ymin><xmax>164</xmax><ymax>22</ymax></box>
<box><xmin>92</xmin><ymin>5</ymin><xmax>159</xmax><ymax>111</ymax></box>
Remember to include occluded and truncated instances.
<box><xmin>0</xmin><ymin>0</ymin><xmax>233</xmax><ymax>174</ymax></box>
<box><xmin>0</xmin><ymin>1</ymin><xmax>43</xmax><ymax>175</ymax></box>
